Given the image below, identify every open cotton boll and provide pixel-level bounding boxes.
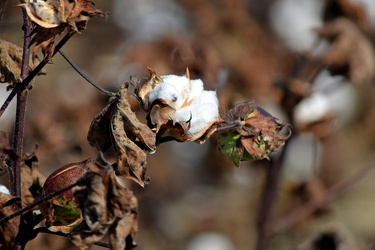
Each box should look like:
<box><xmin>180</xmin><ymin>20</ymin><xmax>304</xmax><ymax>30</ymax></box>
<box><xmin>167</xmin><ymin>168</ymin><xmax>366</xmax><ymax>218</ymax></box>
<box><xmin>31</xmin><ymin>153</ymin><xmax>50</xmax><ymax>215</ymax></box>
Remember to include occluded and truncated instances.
<box><xmin>148</xmin><ymin>82</ymin><xmax>184</xmax><ymax>109</ymax></box>
<box><xmin>161</xmin><ymin>74</ymin><xmax>190</xmax><ymax>101</ymax></box>
<box><xmin>172</xmin><ymin>91</ymin><xmax>219</xmax><ymax>135</ymax></box>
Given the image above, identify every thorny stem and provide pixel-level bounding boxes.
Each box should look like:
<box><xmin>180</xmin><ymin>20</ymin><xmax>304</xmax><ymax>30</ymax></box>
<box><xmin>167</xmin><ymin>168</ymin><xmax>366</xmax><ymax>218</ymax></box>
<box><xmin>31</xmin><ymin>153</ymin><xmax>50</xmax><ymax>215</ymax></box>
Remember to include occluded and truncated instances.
<box><xmin>0</xmin><ymin>32</ymin><xmax>75</xmax><ymax>119</ymax></box>
<box><xmin>254</xmin><ymin>138</ymin><xmax>290</xmax><ymax>250</ymax></box>
<box><xmin>0</xmin><ymin>178</ymin><xmax>85</xmax><ymax>225</ymax></box>
<box><xmin>59</xmin><ymin>50</ymin><xmax>116</xmax><ymax>97</ymax></box>
<box><xmin>270</xmin><ymin>160</ymin><xmax>375</xmax><ymax>235</ymax></box>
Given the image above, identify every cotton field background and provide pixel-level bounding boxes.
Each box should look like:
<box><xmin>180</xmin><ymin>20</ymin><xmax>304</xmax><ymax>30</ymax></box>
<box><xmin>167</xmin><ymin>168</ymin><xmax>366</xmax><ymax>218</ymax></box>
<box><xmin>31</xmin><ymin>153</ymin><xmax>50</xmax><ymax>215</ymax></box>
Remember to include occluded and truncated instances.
<box><xmin>1</xmin><ymin>0</ymin><xmax>375</xmax><ymax>249</ymax></box>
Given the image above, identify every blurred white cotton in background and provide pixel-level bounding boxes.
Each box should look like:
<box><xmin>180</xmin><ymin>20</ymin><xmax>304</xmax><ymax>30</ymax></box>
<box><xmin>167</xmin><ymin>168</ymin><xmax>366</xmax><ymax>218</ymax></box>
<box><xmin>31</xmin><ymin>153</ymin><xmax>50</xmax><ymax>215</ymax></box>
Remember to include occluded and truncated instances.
<box><xmin>187</xmin><ymin>232</ymin><xmax>235</xmax><ymax>250</ymax></box>
<box><xmin>283</xmin><ymin>133</ymin><xmax>322</xmax><ymax>183</ymax></box>
<box><xmin>269</xmin><ymin>0</ymin><xmax>326</xmax><ymax>53</ymax></box>
<box><xmin>294</xmin><ymin>70</ymin><xmax>357</xmax><ymax>128</ymax></box>
<box><xmin>112</xmin><ymin>0</ymin><xmax>189</xmax><ymax>42</ymax></box>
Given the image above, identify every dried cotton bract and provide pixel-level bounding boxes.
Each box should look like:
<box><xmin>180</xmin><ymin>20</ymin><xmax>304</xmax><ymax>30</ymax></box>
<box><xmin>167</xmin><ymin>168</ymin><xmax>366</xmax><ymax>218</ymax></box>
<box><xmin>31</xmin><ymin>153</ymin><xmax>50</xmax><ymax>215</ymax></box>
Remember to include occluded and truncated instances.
<box><xmin>136</xmin><ymin>68</ymin><xmax>220</xmax><ymax>143</ymax></box>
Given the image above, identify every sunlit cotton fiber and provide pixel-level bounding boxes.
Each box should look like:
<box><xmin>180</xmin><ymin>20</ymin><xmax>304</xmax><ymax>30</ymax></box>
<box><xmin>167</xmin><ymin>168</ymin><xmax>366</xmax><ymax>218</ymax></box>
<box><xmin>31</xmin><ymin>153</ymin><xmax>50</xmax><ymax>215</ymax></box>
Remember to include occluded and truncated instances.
<box><xmin>147</xmin><ymin>74</ymin><xmax>219</xmax><ymax>136</ymax></box>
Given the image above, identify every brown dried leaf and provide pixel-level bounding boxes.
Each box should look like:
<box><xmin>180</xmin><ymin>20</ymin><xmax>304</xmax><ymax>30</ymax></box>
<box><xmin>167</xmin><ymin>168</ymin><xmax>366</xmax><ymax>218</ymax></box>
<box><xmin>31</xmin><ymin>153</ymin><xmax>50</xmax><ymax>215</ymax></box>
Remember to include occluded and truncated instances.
<box><xmin>317</xmin><ymin>18</ymin><xmax>375</xmax><ymax>84</ymax></box>
<box><xmin>0</xmin><ymin>40</ymin><xmax>46</xmax><ymax>86</ymax></box>
<box><xmin>66</xmin><ymin>0</ymin><xmax>107</xmax><ymax>32</ymax></box>
<box><xmin>21</xmin><ymin>155</ymin><xmax>47</xmax><ymax>206</ymax></box>
<box><xmin>30</xmin><ymin>25</ymin><xmax>66</xmax><ymax>61</ymax></box>
<box><xmin>135</xmin><ymin>68</ymin><xmax>164</xmax><ymax>110</ymax></box>
<box><xmin>0</xmin><ymin>193</ymin><xmax>21</xmax><ymax>248</ymax></box>
<box><xmin>111</xmin><ymin>107</ymin><xmax>149</xmax><ymax>187</ymax></box>
<box><xmin>148</xmin><ymin>99</ymin><xmax>177</xmax><ymax>133</ymax></box>
<box><xmin>88</xmin><ymin>83</ymin><xmax>156</xmax><ymax>187</ymax></box>
<box><xmin>71</xmin><ymin>162</ymin><xmax>137</xmax><ymax>250</ymax></box>
<box><xmin>117</xmin><ymin>83</ymin><xmax>156</xmax><ymax>153</ymax></box>
<box><xmin>87</xmin><ymin>97</ymin><xmax>117</xmax><ymax>152</ymax></box>
<box><xmin>108</xmin><ymin>197</ymin><xmax>138</xmax><ymax>250</ymax></box>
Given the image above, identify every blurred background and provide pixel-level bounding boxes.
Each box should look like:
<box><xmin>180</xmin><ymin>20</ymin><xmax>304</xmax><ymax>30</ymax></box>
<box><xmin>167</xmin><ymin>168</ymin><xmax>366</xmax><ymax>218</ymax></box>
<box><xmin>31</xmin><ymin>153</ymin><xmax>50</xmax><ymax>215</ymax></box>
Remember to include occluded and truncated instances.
<box><xmin>1</xmin><ymin>0</ymin><xmax>375</xmax><ymax>249</ymax></box>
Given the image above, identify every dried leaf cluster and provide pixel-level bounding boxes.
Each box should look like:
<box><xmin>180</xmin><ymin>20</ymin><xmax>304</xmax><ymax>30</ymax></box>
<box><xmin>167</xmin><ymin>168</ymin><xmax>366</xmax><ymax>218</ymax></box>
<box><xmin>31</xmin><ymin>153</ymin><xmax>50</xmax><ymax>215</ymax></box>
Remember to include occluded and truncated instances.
<box><xmin>88</xmin><ymin>82</ymin><xmax>156</xmax><ymax>187</ymax></box>
<box><xmin>0</xmin><ymin>40</ymin><xmax>45</xmax><ymax>87</ymax></box>
<box><xmin>71</xmin><ymin>161</ymin><xmax>138</xmax><ymax>250</ymax></box>
<box><xmin>219</xmin><ymin>101</ymin><xmax>290</xmax><ymax>166</ymax></box>
<box><xmin>19</xmin><ymin>0</ymin><xmax>106</xmax><ymax>60</ymax></box>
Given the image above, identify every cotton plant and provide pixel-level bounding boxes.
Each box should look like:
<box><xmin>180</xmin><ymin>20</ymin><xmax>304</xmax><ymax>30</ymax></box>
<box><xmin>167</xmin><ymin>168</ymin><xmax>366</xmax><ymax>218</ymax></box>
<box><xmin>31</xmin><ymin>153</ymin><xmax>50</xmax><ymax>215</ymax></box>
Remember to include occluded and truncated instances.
<box><xmin>128</xmin><ymin>68</ymin><xmax>291</xmax><ymax>166</ymax></box>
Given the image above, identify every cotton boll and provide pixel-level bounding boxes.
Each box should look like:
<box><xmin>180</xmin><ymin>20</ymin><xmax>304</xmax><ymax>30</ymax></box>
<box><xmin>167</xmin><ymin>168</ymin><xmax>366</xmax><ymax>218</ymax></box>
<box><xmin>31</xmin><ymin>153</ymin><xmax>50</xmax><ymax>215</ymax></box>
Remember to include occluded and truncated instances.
<box><xmin>171</xmin><ymin>91</ymin><xmax>219</xmax><ymax>135</ymax></box>
<box><xmin>269</xmin><ymin>0</ymin><xmax>325</xmax><ymax>52</ymax></box>
<box><xmin>0</xmin><ymin>184</ymin><xmax>10</xmax><ymax>195</ymax></box>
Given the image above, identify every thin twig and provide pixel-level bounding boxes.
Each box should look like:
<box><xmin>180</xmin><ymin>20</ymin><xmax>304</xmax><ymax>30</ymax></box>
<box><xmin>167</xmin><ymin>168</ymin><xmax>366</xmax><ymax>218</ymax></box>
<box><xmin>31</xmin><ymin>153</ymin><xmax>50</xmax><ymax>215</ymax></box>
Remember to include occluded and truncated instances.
<box><xmin>59</xmin><ymin>50</ymin><xmax>116</xmax><ymax>97</ymax></box>
<box><xmin>0</xmin><ymin>178</ymin><xmax>85</xmax><ymax>225</ymax></box>
<box><xmin>0</xmin><ymin>31</ymin><xmax>75</xmax><ymax>119</ymax></box>
<box><xmin>270</xmin><ymin>161</ymin><xmax>375</xmax><ymax>235</ymax></box>
<box><xmin>254</xmin><ymin>139</ymin><xmax>290</xmax><ymax>250</ymax></box>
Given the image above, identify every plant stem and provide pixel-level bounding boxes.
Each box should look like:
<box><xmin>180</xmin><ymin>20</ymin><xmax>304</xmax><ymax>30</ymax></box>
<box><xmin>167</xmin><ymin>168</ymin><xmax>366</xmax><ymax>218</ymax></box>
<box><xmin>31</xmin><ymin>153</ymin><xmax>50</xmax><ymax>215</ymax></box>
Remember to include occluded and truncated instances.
<box><xmin>9</xmin><ymin>3</ymin><xmax>33</xmax><ymax>198</ymax></box>
<box><xmin>254</xmin><ymin>140</ymin><xmax>290</xmax><ymax>250</ymax></box>
<box><xmin>0</xmin><ymin>32</ymin><xmax>75</xmax><ymax>119</ymax></box>
<box><xmin>270</xmin><ymin>160</ymin><xmax>375</xmax><ymax>235</ymax></box>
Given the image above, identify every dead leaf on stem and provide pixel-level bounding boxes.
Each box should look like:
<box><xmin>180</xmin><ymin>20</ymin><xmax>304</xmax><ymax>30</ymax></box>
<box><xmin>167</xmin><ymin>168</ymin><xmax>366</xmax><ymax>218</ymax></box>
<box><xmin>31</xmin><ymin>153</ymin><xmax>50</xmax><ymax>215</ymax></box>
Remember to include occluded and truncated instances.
<box><xmin>88</xmin><ymin>83</ymin><xmax>156</xmax><ymax>187</ymax></box>
<box><xmin>0</xmin><ymin>40</ymin><xmax>46</xmax><ymax>87</ymax></box>
<box><xmin>71</xmin><ymin>162</ymin><xmax>138</xmax><ymax>250</ymax></box>
<box><xmin>0</xmin><ymin>193</ymin><xmax>21</xmax><ymax>249</ymax></box>
<box><xmin>21</xmin><ymin>155</ymin><xmax>47</xmax><ymax>207</ymax></box>
<box><xmin>317</xmin><ymin>18</ymin><xmax>375</xmax><ymax>85</ymax></box>
<box><xmin>19</xmin><ymin>0</ymin><xmax>106</xmax><ymax>60</ymax></box>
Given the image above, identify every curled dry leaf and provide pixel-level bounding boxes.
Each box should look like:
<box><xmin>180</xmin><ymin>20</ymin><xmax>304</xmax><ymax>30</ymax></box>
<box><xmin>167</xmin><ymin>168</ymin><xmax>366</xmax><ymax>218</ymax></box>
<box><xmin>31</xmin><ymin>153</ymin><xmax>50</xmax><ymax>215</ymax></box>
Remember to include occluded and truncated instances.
<box><xmin>21</xmin><ymin>155</ymin><xmax>47</xmax><ymax>206</ymax></box>
<box><xmin>218</xmin><ymin>101</ymin><xmax>291</xmax><ymax>166</ymax></box>
<box><xmin>136</xmin><ymin>68</ymin><xmax>221</xmax><ymax>143</ymax></box>
<box><xmin>71</xmin><ymin>162</ymin><xmax>138</xmax><ymax>250</ymax></box>
<box><xmin>317</xmin><ymin>18</ymin><xmax>375</xmax><ymax>85</ymax></box>
<box><xmin>0</xmin><ymin>40</ymin><xmax>46</xmax><ymax>87</ymax></box>
<box><xmin>19</xmin><ymin>0</ymin><xmax>106</xmax><ymax>60</ymax></box>
<box><xmin>40</xmin><ymin>159</ymin><xmax>91</xmax><ymax>233</ymax></box>
<box><xmin>88</xmin><ymin>82</ymin><xmax>156</xmax><ymax>187</ymax></box>
<box><xmin>0</xmin><ymin>193</ymin><xmax>21</xmax><ymax>249</ymax></box>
